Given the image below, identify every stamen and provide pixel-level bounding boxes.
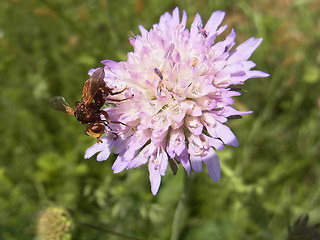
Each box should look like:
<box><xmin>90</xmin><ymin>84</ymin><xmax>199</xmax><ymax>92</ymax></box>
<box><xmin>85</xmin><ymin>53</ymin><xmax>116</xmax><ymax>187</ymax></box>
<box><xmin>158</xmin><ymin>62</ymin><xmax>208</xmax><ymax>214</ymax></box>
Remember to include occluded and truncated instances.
<box><xmin>154</xmin><ymin>68</ymin><xmax>163</xmax><ymax>80</ymax></box>
<box><xmin>154</xmin><ymin>68</ymin><xmax>165</xmax><ymax>97</ymax></box>
<box><xmin>164</xmin><ymin>43</ymin><xmax>175</xmax><ymax>59</ymax></box>
<box><xmin>157</xmin><ymin>82</ymin><xmax>165</xmax><ymax>97</ymax></box>
<box><xmin>194</xmin><ymin>150</ymin><xmax>205</xmax><ymax>156</ymax></box>
<box><xmin>191</xmin><ymin>141</ymin><xmax>204</xmax><ymax>156</ymax></box>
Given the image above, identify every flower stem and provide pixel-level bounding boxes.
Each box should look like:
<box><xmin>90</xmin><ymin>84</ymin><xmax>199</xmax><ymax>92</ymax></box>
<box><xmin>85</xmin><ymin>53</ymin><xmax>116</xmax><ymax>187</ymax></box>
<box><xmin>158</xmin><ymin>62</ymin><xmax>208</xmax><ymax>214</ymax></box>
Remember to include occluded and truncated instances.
<box><xmin>170</xmin><ymin>172</ymin><xmax>190</xmax><ymax>240</ymax></box>
<box><xmin>79</xmin><ymin>222</ymin><xmax>143</xmax><ymax>240</ymax></box>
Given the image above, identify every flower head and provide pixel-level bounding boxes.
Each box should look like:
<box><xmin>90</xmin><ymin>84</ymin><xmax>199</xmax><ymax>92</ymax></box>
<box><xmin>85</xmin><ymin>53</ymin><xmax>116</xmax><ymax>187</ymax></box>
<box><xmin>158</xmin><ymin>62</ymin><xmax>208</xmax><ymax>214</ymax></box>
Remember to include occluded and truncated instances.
<box><xmin>85</xmin><ymin>8</ymin><xmax>269</xmax><ymax>195</ymax></box>
<box><xmin>37</xmin><ymin>207</ymin><xmax>73</xmax><ymax>240</ymax></box>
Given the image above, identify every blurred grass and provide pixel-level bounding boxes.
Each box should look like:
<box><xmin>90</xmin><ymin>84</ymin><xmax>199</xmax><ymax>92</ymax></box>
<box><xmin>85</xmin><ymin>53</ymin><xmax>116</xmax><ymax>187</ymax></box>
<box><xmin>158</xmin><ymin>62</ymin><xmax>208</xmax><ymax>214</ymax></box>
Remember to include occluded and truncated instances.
<box><xmin>0</xmin><ymin>0</ymin><xmax>320</xmax><ymax>239</ymax></box>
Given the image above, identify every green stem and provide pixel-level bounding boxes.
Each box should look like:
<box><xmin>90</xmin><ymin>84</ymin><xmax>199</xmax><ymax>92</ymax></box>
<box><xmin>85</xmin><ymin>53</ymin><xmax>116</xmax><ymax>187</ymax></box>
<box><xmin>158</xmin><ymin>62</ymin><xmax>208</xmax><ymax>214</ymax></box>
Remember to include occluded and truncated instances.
<box><xmin>170</xmin><ymin>172</ymin><xmax>191</xmax><ymax>240</ymax></box>
<box><xmin>79</xmin><ymin>222</ymin><xmax>143</xmax><ymax>240</ymax></box>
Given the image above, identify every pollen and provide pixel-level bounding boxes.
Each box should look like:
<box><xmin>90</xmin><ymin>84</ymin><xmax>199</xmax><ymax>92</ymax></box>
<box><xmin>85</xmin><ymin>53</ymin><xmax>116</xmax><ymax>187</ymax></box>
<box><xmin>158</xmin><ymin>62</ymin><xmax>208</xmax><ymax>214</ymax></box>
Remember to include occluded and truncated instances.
<box><xmin>192</xmin><ymin>57</ymin><xmax>198</xmax><ymax>67</ymax></box>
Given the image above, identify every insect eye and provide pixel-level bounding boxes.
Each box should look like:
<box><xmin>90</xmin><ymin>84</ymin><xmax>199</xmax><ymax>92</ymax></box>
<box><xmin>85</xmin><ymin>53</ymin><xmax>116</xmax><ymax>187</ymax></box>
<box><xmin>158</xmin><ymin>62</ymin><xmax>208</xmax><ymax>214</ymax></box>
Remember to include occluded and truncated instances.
<box><xmin>74</xmin><ymin>108</ymin><xmax>84</xmax><ymax>120</ymax></box>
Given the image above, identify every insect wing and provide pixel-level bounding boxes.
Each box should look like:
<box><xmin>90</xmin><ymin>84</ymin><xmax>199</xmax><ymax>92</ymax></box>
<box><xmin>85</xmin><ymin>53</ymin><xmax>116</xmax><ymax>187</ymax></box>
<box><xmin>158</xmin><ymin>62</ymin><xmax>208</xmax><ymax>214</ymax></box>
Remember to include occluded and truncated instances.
<box><xmin>49</xmin><ymin>96</ymin><xmax>74</xmax><ymax>115</ymax></box>
<box><xmin>81</xmin><ymin>77</ymin><xmax>106</xmax><ymax>104</ymax></box>
<box><xmin>90</xmin><ymin>67</ymin><xmax>105</xmax><ymax>80</ymax></box>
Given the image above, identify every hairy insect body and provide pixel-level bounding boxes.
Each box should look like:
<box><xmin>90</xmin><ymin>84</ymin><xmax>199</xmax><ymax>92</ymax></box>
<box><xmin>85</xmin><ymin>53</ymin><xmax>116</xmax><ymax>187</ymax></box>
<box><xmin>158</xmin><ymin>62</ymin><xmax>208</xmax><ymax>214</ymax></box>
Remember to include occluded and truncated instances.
<box><xmin>50</xmin><ymin>68</ymin><xmax>129</xmax><ymax>143</ymax></box>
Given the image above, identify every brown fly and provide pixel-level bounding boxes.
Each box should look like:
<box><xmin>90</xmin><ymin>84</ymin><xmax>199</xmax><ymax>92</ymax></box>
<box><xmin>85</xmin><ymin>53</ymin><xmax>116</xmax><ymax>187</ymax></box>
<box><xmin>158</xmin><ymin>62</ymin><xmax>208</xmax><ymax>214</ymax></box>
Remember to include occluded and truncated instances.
<box><xmin>50</xmin><ymin>68</ymin><xmax>128</xmax><ymax>143</ymax></box>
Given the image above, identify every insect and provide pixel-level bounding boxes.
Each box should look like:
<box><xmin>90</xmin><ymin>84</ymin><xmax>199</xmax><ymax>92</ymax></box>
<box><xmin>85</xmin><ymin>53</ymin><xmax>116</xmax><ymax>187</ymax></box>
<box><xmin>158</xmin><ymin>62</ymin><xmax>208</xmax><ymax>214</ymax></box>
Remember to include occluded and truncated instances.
<box><xmin>50</xmin><ymin>68</ymin><xmax>128</xmax><ymax>143</ymax></box>
<box><xmin>197</xmin><ymin>23</ymin><xmax>208</xmax><ymax>38</ymax></box>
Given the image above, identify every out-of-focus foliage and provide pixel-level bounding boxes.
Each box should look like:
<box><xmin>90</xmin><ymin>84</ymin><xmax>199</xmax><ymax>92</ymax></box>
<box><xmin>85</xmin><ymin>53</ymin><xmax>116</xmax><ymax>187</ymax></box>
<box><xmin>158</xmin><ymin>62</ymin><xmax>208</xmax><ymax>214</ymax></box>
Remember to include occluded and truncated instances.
<box><xmin>286</xmin><ymin>215</ymin><xmax>320</xmax><ymax>240</ymax></box>
<box><xmin>0</xmin><ymin>0</ymin><xmax>319</xmax><ymax>239</ymax></box>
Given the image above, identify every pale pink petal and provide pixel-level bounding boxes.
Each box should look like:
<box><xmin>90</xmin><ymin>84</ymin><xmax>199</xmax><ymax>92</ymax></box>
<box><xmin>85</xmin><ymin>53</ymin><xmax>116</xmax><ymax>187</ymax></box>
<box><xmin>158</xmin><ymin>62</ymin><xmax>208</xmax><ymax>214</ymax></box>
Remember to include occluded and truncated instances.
<box><xmin>215</xmin><ymin>122</ymin><xmax>239</xmax><ymax>147</ymax></box>
<box><xmin>180</xmin><ymin>10</ymin><xmax>187</xmax><ymax>29</ymax></box>
<box><xmin>202</xmin><ymin>148</ymin><xmax>221</xmax><ymax>182</ymax></box>
<box><xmin>176</xmin><ymin>148</ymin><xmax>191</xmax><ymax>176</ymax></box>
<box><xmin>228</xmin><ymin>38</ymin><xmax>263</xmax><ymax>64</ymax></box>
<box><xmin>204</xmin><ymin>11</ymin><xmax>225</xmax><ymax>35</ymax></box>
<box><xmin>185</xmin><ymin>116</ymin><xmax>203</xmax><ymax>136</ymax></box>
<box><xmin>171</xmin><ymin>7</ymin><xmax>180</xmax><ymax>26</ymax></box>
<box><xmin>167</xmin><ymin>128</ymin><xmax>186</xmax><ymax>158</ymax></box>
<box><xmin>112</xmin><ymin>156</ymin><xmax>129</xmax><ymax>173</ymax></box>
<box><xmin>190</xmin><ymin>13</ymin><xmax>202</xmax><ymax>38</ymax></box>
<box><xmin>84</xmin><ymin>142</ymin><xmax>104</xmax><ymax>159</ymax></box>
<box><xmin>190</xmin><ymin>155</ymin><xmax>203</xmax><ymax>172</ymax></box>
<box><xmin>149</xmin><ymin>162</ymin><xmax>161</xmax><ymax>195</ymax></box>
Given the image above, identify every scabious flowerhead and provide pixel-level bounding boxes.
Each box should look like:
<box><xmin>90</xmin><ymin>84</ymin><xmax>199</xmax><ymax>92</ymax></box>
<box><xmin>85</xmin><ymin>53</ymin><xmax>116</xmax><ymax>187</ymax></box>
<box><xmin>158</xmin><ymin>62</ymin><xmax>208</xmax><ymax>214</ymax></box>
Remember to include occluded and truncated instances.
<box><xmin>85</xmin><ymin>7</ymin><xmax>269</xmax><ymax>195</ymax></box>
<box><xmin>36</xmin><ymin>207</ymin><xmax>73</xmax><ymax>240</ymax></box>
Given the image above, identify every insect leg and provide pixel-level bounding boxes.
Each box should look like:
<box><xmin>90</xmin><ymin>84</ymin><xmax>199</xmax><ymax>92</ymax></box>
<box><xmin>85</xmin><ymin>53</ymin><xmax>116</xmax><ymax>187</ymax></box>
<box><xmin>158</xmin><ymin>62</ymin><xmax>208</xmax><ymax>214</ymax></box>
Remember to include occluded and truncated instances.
<box><xmin>100</xmin><ymin>110</ymin><xmax>128</xmax><ymax>127</ymax></box>
<box><xmin>104</xmin><ymin>97</ymin><xmax>133</xmax><ymax>102</ymax></box>
<box><xmin>100</xmin><ymin>110</ymin><xmax>111</xmax><ymax>122</ymax></box>
<box><xmin>102</xmin><ymin>121</ymin><xmax>119</xmax><ymax>140</ymax></box>
<box><xmin>106</xmin><ymin>87</ymin><xmax>128</xmax><ymax>95</ymax></box>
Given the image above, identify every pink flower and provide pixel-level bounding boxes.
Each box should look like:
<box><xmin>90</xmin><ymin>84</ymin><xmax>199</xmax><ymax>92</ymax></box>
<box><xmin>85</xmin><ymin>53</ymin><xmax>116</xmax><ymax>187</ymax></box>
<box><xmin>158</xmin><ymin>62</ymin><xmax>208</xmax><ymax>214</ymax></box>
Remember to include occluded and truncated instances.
<box><xmin>85</xmin><ymin>7</ymin><xmax>269</xmax><ymax>195</ymax></box>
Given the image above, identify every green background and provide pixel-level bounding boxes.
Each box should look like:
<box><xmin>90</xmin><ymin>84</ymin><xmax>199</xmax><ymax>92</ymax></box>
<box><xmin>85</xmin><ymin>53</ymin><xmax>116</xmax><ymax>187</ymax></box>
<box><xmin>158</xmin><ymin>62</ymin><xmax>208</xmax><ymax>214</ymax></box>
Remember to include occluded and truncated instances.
<box><xmin>1</xmin><ymin>0</ymin><xmax>320</xmax><ymax>239</ymax></box>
